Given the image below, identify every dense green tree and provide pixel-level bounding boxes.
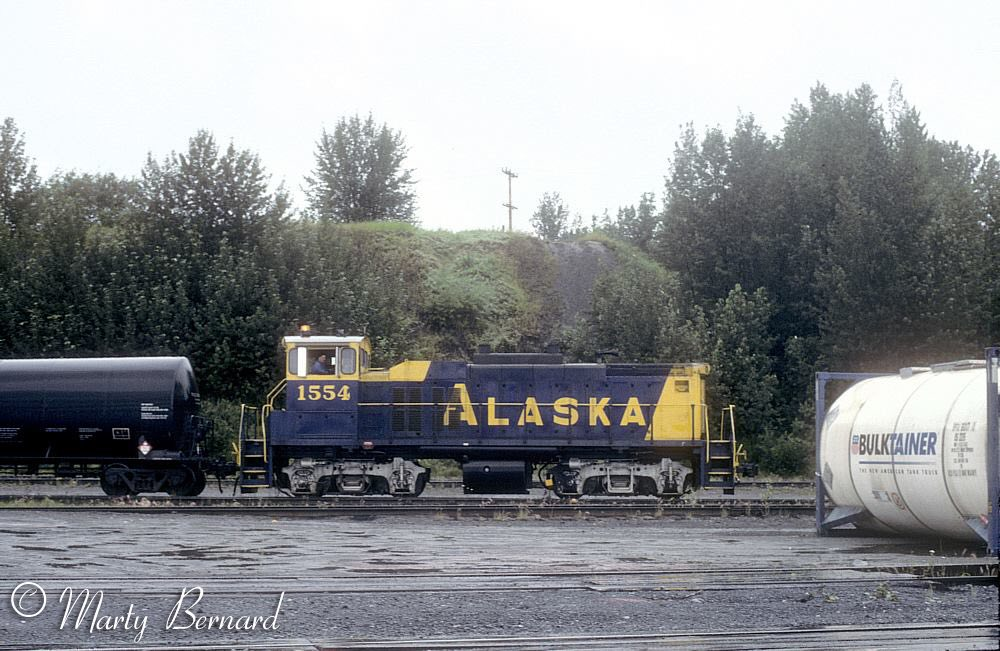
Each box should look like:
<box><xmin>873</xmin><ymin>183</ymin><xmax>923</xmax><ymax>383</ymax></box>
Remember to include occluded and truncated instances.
<box><xmin>0</xmin><ymin>118</ymin><xmax>40</xmax><ymax>234</ymax></box>
<box><xmin>647</xmin><ymin>82</ymin><xmax>1000</xmax><ymax>471</ymax></box>
<box><xmin>530</xmin><ymin>192</ymin><xmax>569</xmax><ymax>241</ymax></box>
<box><xmin>0</xmin><ymin>119</ymin><xmax>39</xmax><ymax>352</ymax></box>
<box><xmin>189</xmin><ymin>245</ymin><xmax>284</xmax><ymax>401</ymax></box>
<box><xmin>139</xmin><ymin>130</ymin><xmax>288</xmax><ymax>257</ymax></box>
<box><xmin>11</xmin><ymin>173</ymin><xmax>136</xmax><ymax>354</ymax></box>
<box><xmin>272</xmin><ymin>221</ymin><xmax>426</xmax><ymax>365</ymax></box>
<box><xmin>655</xmin><ymin>124</ymin><xmax>728</xmax><ymax>302</ymax></box>
<box><xmin>305</xmin><ymin>114</ymin><xmax>416</xmax><ymax>224</ymax></box>
<box><xmin>577</xmin><ymin>244</ymin><xmax>704</xmax><ymax>363</ymax></box>
<box><xmin>599</xmin><ymin>192</ymin><xmax>659</xmax><ymax>252</ymax></box>
<box><xmin>979</xmin><ymin>152</ymin><xmax>1000</xmax><ymax>340</ymax></box>
<box><xmin>707</xmin><ymin>285</ymin><xmax>778</xmax><ymax>444</ymax></box>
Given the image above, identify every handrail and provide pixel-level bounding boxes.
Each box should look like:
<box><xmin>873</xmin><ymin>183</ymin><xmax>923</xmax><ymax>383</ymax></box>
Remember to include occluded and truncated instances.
<box><xmin>257</xmin><ymin>379</ymin><xmax>287</xmax><ymax>465</ymax></box>
<box><xmin>236</xmin><ymin>404</ymin><xmax>258</xmax><ymax>466</ymax></box>
<box><xmin>711</xmin><ymin>405</ymin><xmax>738</xmax><ymax>473</ymax></box>
<box><xmin>265</xmin><ymin>378</ymin><xmax>287</xmax><ymax>410</ymax></box>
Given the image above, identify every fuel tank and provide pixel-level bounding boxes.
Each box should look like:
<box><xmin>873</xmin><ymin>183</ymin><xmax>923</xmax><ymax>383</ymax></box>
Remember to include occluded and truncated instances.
<box><xmin>819</xmin><ymin>362</ymin><xmax>988</xmax><ymax>541</ymax></box>
<box><xmin>0</xmin><ymin>357</ymin><xmax>201</xmax><ymax>458</ymax></box>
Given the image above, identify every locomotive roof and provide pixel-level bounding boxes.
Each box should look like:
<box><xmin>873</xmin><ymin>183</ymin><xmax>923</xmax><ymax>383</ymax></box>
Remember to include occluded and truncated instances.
<box><xmin>283</xmin><ymin>335</ymin><xmax>368</xmax><ymax>345</ymax></box>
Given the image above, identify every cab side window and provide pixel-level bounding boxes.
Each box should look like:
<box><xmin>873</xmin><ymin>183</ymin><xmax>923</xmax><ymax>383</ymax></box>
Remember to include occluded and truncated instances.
<box><xmin>309</xmin><ymin>350</ymin><xmax>336</xmax><ymax>375</ymax></box>
<box><xmin>340</xmin><ymin>347</ymin><xmax>357</xmax><ymax>374</ymax></box>
<box><xmin>288</xmin><ymin>346</ymin><xmax>310</xmax><ymax>377</ymax></box>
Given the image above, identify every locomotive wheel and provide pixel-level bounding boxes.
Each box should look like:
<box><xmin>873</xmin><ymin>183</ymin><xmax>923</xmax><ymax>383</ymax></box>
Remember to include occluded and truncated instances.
<box><xmin>410</xmin><ymin>473</ymin><xmax>428</xmax><ymax>497</ymax></box>
<box><xmin>580</xmin><ymin>476</ymin><xmax>604</xmax><ymax>496</ymax></box>
<box><xmin>635</xmin><ymin>476</ymin><xmax>658</xmax><ymax>496</ymax></box>
<box><xmin>100</xmin><ymin>464</ymin><xmax>135</xmax><ymax>497</ymax></box>
<box><xmin>314</xmin><ymin>476</ymin><xmax>332</xmax><ymax>496</ymax></box>
<box><xmin>370</xmin><ymin>477</ymin><xmax>391</xmax><ymax>495</ymax></box>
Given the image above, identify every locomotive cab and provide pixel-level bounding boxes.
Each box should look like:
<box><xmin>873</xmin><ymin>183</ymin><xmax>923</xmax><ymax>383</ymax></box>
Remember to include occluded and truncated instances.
<box><xmin>280</xmin><ymin>332</ymin><xmax>368</xmax><ymax>413</ymax></box>
<box><xmin>257</xmin><ymin>330</ymin><xmax>430</xmax><ymax>496</ymax></box>
<box><xmin>284</xmin><ymin>332</ymin><xmax>370</xmax><ymax>380</ymax></box>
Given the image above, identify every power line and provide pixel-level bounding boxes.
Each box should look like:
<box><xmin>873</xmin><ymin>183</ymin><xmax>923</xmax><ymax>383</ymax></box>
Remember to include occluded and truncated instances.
<box><xmin>501</xmin><ymin>167</ymin><xmax>517</xmax><ymax>232</ymax></box>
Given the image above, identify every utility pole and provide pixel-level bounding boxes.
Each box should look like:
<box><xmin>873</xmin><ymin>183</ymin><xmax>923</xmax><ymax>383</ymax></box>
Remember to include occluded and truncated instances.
<box><xmin>502</xmin><ymin>167</ymin><xmax>517</xmax><ymax>232</ymax></box>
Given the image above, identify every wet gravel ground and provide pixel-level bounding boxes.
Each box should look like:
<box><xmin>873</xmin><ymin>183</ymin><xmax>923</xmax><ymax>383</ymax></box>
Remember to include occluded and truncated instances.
<box><xmin>1</xmin><ymin>505</ymin><xmax>996</xmax><ymax>649</ymax></box>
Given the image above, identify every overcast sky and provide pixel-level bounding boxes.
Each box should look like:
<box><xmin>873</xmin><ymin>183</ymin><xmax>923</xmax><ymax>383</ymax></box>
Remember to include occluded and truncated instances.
<box><xmin>1</xmin><ymin>0</ymin><xmax>998</xmax><ymax>232</ymax></box>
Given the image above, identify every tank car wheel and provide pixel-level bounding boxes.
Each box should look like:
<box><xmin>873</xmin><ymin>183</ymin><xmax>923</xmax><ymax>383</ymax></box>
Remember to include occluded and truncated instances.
<box><xmin>169</xmin><ymin>466</ymin><xmax>207</xmax><ymax>497</ymax></box>
<box><xmin>185</xmin><ymin>469</ymin><xmax>207</xmax><ymax>496</ymax></box>
<box><xmin>100</xmin><ymin>464</ymin><xmax>135</xmax><ymax>497</ymax></box>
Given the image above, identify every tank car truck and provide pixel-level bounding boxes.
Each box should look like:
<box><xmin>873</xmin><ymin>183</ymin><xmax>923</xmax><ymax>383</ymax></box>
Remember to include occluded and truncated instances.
<box><xmin>0</xmin><ymin>357</ymin><xmax>213</xmax><ymax>496</ymax></box>
<box><xmin>236</xmin><ymin>327</ymin><xmax>750</xmax><ymax>497</ymax></box>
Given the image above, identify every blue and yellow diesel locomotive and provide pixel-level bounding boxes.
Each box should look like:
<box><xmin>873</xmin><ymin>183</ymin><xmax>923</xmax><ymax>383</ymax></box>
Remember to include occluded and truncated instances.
<box><xmin>238</xmin><ymin>328</ymin><xmax>746</xmax><ymax>497</ymax></box>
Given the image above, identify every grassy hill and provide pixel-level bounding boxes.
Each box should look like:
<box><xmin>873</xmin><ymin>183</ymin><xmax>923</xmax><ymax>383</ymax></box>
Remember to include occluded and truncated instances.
<box><xmin>278</xmin><ymin>223</ymin><xmax>675</xmax><ymax>364</ymax></box>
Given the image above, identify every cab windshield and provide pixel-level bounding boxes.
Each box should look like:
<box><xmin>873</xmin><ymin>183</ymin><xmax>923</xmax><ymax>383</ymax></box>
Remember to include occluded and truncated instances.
<box><xmin>287</xmin><ymin>346</ymin><xmax>358</xmax><ymax>377</ymax></box>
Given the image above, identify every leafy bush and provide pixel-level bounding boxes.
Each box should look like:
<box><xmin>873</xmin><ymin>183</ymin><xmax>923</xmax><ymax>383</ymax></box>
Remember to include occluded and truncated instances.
<box><xmin>752</xmin><ymin>430</ymin><xmax>812</xmax><ymax>476</ymax></box>
<box><xmin>199</xmin><ymin>398</ymin><xmax>244</xmax><ymax>462</ymax></box>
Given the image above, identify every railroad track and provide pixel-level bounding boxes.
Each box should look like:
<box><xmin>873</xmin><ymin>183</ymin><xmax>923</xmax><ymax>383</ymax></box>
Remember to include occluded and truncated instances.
<box><xmin>2</xmin><ymin>622</ymin><xmax>994</xmax><ymax>651</ymax></box>
<box><xmin>10</xmin><ymin>564</ymin><xmax>994</xmax><ymax>650</ymax></box>
<box><xmin>317</xmin><ymin>622</ymin><xmax>1000</xmax><ymax>650</ymax></box>
<box><xmin>0</xmin><ymin>476</ymin><xmax>816</xmax><ymax>489</ymax></box>
<box><xmin>0</xmin><ymin>494</ymin><xmax>815</xmax><ymax>517</ymax></box>
<box><xmin>24</xmin><ymin>560</ymin><xmax>997</xmax><ymax>596</ymax></box>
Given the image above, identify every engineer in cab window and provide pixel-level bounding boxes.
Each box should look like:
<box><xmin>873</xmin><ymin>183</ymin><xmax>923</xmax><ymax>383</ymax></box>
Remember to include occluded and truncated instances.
<box><xmin>311</xmin><ymin>353</ymin><xmax>331</xmax><ymax>374</ymax></box>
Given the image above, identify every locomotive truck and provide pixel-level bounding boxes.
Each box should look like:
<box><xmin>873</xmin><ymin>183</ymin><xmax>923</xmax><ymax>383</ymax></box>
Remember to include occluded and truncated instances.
<box><xmin>236</xmin><ymin>327</ymin><xmax>748</xmax><ymax>497</ymax></box>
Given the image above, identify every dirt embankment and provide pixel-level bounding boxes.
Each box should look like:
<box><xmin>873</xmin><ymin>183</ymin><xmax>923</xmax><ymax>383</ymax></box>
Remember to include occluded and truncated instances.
<box><xmin>547</xmin><ymin>240</ymin><xmax>616</xmax><ymax>326</ymax></box>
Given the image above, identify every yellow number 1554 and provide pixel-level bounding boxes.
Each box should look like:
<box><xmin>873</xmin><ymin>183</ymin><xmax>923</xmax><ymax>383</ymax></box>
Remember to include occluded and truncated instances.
<box><xmin>297</xmin><ymin>384</ymin><xmax>352</xmax><ymax>401</ymax></box>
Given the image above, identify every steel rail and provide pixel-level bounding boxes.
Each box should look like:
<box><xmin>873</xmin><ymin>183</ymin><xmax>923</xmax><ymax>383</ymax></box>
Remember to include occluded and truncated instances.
<box><xmin>0</xmin><ymin>476</ymin><xmax>816</xmax><ymax>488</ymax></box>
<box><xmin>17</xmin><ymin>561</ymin><xmax>996</xmax><ymax>601</ymax></box>
<box><xmin>0</xmin><ymin>493</ymin><xmax>815</xmax><ymax>506</ymax></box>
<box><xmin>0</xmin><ymin>497</ymin><xmax>816</xmax><ymax>517</ymax></box>
<box><xmin>15</xmin><ymin>574</ymin><xmax>993</xmax><ymax>601</ymax></box>
<box><xmin>316</xmin><ymin>622</ymin><xmax>1000</xmax><ymax>650</ymax></box>
<box><xmin>24</xmin><ymin>559</ymin><xmax>997</xmax><ymax>582</ymax></box>
<box><xmin>2</xmin><ymin>622</ymin><xmax>990</xmax><ymax>651</ymax></box>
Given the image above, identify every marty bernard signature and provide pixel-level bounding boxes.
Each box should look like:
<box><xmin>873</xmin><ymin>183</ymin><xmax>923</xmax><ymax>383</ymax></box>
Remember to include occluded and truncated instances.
<box><xmin>10</xmin><ymin>582</ymin><xmax>284</xmax><ymax>643</ymax></box>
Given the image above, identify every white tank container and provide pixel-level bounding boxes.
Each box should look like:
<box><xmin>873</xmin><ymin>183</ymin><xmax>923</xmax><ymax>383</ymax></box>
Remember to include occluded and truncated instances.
<box><xmin>820</xmin><ymin>363</ymin><xmax>988</xmax><ymax>541</ymax></box>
